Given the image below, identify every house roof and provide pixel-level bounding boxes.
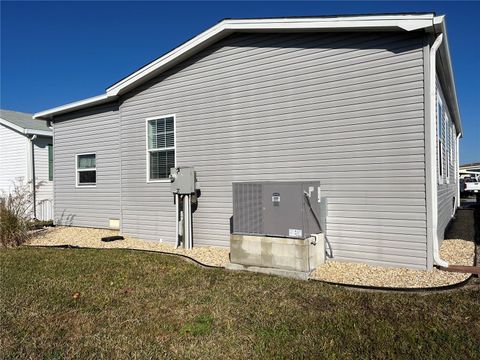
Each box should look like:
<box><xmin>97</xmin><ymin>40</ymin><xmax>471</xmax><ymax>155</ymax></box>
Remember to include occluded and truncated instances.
<box><xmin>460</xmin><ymin>162</ymin><xmax>480</xmax><ymax>169</ymax></box>
<box><xmin>33</xmin><ymin>13</ymin><xmax>462</xmax><ymax>135</ymax></box>
<box><xmin>0</xmin><ymin>109</ymin><xmax>52</xmax><ymax>136</ymax></box>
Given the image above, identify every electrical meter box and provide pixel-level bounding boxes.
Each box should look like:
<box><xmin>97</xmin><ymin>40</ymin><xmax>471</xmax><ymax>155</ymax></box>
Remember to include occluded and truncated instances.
<box><xmin>169</xmin><ymin>167</ymin><xmax>198</xmax><ymax>194</ymax></box>
<box><xmin>232</xmin><ymin>181</ymin><xmax>323</xmax><ymax>239</ymax></box>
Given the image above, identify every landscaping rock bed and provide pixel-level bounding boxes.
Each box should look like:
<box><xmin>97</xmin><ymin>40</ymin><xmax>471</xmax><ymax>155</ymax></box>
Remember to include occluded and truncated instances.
<box><xmin>28</xmin><ymin>227</ymin><xmax>229</xmax><ymax>267</ymax></box>
<box><xmin>311</xmin><ymin>208</ymin><xmax>477</xmax><ymax>288</ymax></box>
<box><xmin>28</xmin><ymin>208</ymin><xmax>477</xmax><ymax>288</ymax></box>
<box><xmin>310</xmin><ymin>239</ymin><xmax>475</xmax><ymax>288</ymax></box>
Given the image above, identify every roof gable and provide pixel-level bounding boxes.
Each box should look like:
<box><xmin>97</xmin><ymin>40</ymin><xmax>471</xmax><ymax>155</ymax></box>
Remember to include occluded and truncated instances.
<box><xmin>33</xmin><ymin>13</ymin><xmax>461</xmax><ymax>134</ymax></box>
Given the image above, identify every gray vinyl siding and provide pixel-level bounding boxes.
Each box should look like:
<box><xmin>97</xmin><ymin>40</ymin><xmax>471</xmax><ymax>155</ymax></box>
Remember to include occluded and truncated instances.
<box><xmin>436</xmin><ymin>77</ymin><xmax>458</xmax><ymax>243</ymax></box>
<box><xmin>53</xmin><ymin>104</ymin><xmax>120</xmax><ymax>228</ymax></box>
<box><xmin>119</xmin><ymin>32</ymin><xmax>427</xmax><ymax>269</ymax></box>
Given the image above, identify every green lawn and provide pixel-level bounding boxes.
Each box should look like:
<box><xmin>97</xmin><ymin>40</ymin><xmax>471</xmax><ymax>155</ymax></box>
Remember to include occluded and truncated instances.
<box><xmin>1</xmin><ymin>247</ymin><xmax>479</xmax><ymax>359</ymax></box>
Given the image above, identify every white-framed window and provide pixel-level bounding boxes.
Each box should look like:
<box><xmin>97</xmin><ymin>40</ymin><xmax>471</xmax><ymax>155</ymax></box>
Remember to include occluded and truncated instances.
<box><xmin>146</xmin><ymin>115</ymin><xmax>176</xmax><ymax>182</ymax></box>
<box><xmin>76</xmin><ymin>153</ymin><xmax>96</xmax><ymax>187</ymax></box>
<box><xmin>451</xmin><ymin>122</ymin><xmax>456</xmax><ymax>182</ymax></box>
<box><xmin>437</xmin><ymin>95</ymin><xmax>444</xmax><ymax>184</ymax></box>
<box><xmin>445</xmin><ymin>113</ymin><xmax>450</xmax><ymax>183</ymax></box>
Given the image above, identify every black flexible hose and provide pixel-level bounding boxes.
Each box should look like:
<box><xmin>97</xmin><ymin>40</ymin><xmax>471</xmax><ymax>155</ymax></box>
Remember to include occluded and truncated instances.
<box><xmin>25</xmin><ymin>245</ymin><xmax>476</xmax><ymax>293</ymax></box>
<box><xmin>308</xmin><ymin>275</ymin><xmax>474</xmax><ymax>293</ymax></box>
<box><xmin>26</xmin><ymin>244</ymin><xmax>224</xmax><ymax>269</ymax></box>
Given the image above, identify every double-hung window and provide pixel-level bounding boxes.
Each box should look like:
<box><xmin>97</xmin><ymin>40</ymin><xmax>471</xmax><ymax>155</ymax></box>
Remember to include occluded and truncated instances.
<box><xmin>451</xmin><ymin>122</ymin><xmax>456</xmax><ymax>182</ymax></box>
<box><xmin>437</xmin><ymin>95</ymin><xmax>444</xmax><ymax>183</ymax></box>
<box><xmin>147</xmin><ymin>115</ymin><xmax>175</xmax><ymax>181</ymax></box>
<box><xmin>76</xmin><ymin>153</ymin><xmax>96</xmax><ymax>186</ymax></box>
<box><xmin>445</xmin><ymin>115</ymin><xmax>450</xmax><ymax>182</ymax></box>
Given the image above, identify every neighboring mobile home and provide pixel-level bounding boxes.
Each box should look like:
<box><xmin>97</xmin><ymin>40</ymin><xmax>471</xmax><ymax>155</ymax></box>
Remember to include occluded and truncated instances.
<box><xmin>34</xmin><ymin>14</ymin><xmax>462</xmax><ymax>269</ymax></box>
<box><xmin>0</xmin><ymin>109</ymin><xmax>54</xmax><ymax>220</ymax></box>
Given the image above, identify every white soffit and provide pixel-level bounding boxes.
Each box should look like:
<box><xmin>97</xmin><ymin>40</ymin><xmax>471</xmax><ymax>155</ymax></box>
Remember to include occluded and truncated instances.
<box><xmin>35</xmin><ymin>14</ymin><xmax>446</xmax><ymax>120</ymax></box>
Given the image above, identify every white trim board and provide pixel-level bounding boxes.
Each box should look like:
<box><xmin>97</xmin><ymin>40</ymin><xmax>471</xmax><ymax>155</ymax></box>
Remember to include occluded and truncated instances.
<box><xmin>0</xmin><ymin>118</ymin><xmax>52</xmax><ymax>137</ymax></box>
<box><xmin>33</xmin><ymin>14</ymin><xmax>461</xmax><ymax>134</ymax></box>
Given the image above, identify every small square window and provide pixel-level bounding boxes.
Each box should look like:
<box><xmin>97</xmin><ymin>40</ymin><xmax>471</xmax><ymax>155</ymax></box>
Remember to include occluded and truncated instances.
<box><xmin>76</xmin><ymin>153</ymin><xmax>96</xmax><ymax>186</ymax></box>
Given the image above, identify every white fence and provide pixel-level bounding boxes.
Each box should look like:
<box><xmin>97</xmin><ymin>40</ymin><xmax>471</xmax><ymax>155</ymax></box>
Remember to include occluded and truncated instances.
<box><xmin>36</xmin><ymin>199</ymin><xmax>54</xmax><ymax>221</ymax></box>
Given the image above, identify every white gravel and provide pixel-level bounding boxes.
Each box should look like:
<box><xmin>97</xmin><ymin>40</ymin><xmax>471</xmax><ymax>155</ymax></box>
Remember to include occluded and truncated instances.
<box><xmin>310</xmin><ymin>239</ymin><xmax>475</xmax><ymax>288</ymax></box>
<box><xmin>311</xmin><ymin>209</ymin><xmax>477</xmax><ymax>288</ymax></box>
<box><xmin>28</xmin><ymin>209</ymin><xmax>477</xmax><ymax>288</ymax></box>
<box><xmin>28</xmin><ymin>227</ymin><xmax>229</xmax><ymax>267</ymax></box>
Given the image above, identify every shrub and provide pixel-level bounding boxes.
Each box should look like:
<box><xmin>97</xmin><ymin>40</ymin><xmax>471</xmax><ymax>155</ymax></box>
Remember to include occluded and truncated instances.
<box><xmin>0</xmin><ymin>180</ymin><xmax>34</xmax><ymax>247</ymax></box>
<box><xmin>30</xmin><ymin>220</ymin><xmax>55</xmax><ymax>230</ymax></box>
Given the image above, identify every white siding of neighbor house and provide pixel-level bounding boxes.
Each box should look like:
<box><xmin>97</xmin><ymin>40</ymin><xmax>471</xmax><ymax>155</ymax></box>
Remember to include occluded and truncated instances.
<box><xmin>0</xmin><ymin>124</ymin><xmax>53</xmax><ymax>220</ymax></box>
<box><xmin>436</xmin><ymin>77</ymin><xmax>458</xmax><ymax>244</ymax></box>
<box><xmin>33</xmin><ymin>136</ymin><xmax>54</xmax><ymax>220</ymax></box>
<box><xmin>53</xmin><ymin>104</ymin><xmax>121</xmax><ymax>228</ymax></box>
<box><xmin>115</xmin><ymin>32</ymin><xmax>428</xmax><ymax>269</ymax></box>
<box><xmin>0</xmin><ymin>124</ymin><xmax>28</xmax><ymax>194</ymax></box>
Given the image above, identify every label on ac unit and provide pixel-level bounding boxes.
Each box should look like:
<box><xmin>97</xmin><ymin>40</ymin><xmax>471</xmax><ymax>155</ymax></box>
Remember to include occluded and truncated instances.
<box><xmin>272</xmin><ymin>192</ymin><xmax>280</xmax><ymax>206</ymax></box>
<box><xmin>289</xmin><ymin>229</ymin><xmax>303</xmax><ymax>237</ymax></box>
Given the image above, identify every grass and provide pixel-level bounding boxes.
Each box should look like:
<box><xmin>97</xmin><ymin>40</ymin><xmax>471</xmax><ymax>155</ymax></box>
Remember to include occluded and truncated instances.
<box><xmin>0</xmin><ymin>247</ymin><xmax>479</xmax><ymax>360</ymax></box>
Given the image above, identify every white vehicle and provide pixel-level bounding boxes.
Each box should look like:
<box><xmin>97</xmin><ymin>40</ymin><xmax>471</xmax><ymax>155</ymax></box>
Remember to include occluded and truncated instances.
<box><xmin>460</xmin><ymin>172</ymin><xmax>480</xmax><ymax>194</ymax></box>
<box><xmin>464</xmin><ymin>176</ymin><xmax>480</xmax><ymax>193</ymax></box>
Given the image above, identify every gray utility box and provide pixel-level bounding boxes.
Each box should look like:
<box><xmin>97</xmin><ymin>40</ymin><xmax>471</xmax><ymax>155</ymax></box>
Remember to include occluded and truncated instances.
<box><xmin>232</xmin><ymin>181</ymin><xmax>322</xmax><ymax>239</ymax></box>
<box><xmin>170</xmin><ymin>167</ymin><xmax>198</xmax><ymax>194</ymax></box>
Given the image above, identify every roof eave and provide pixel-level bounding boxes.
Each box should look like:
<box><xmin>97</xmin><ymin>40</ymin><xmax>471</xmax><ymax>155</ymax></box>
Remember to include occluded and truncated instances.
<box><xmin>33</xmin><ymin>93</ymin><xmax>116</xmax><ymax>120</ymax></box>
<box><xmin>24</xmin><ymin>129</ymin><xmax>53</xmax><ymax>137</ymax></box>
<box><xmin>106</xmin><ymin>15</ymin><xmax>437</xmax><ymax>96</ymax></box>
<box><xmin>34</xmin><ymin>14</ymin><xmax>439</xmax><ymax>120</ymax></box>
<box><xmin>433</xmin><ymin>16</ymin><xmax>463</xmax><ymax>137</ymax></box>
<box><xmin>0</xmin><ymin>118</ymin><xmax>52</xmax><ymax>136</ymax></box>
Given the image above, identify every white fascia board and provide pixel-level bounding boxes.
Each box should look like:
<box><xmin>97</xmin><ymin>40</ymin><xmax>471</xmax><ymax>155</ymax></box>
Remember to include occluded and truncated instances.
<box><xmin>106</xmin><ymin>22</ymin><xmax>229</xmax><ymax>96</ymax></box>
<box><xmin>0</xmin><ymin>118</ymin><xmax>26</xmax><ymax>134</ymax></box>
<box><xmin>0</xmin><ymin>118</ymin><xmax>52</xmax><ymax>137</ymax></box>
<box><xmin>434</xmin><ymin>16</ymin><xmax>463</xmax><ymax>136</ymax></box>
<box><xmin>224</xmin><ymin>16</ymin><xmax>435</xmax><ymax>31</ymax></box>
<box><xmin>24</xmin><ymin>129</ymin><xmax>52</xmax><ymax>137</ymax></box>
<box><xmin>107</xmin><ymin>14</ymin><xmax>436</xmax><ymax>96</ymax></box>
<box><xmin>33</xmin><ymin>93</ymin><xmax>115</xmax><ymax>120</ymax></box>
<box><xmin>35</xmin><ymin>14</ymin><xmax>438</xmax><ymax>119</ymax></box>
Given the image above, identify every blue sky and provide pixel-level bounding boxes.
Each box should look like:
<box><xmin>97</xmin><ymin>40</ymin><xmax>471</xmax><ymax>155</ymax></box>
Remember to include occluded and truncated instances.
<box><xmin>1</xmin><ymin>1</ymin><xmax>478</xmax><ymax>163</ymax></box>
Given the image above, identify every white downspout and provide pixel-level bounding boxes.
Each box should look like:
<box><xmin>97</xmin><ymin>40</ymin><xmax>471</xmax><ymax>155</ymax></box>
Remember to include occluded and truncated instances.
<box><xmin>456</xmin><ymin>133</ymin><xmax>461</xmax><ymax>210</ymax></box>
<box><xmin>28</xmin><ymin>134</ymin><xmax>38</xmax><ymax>219</ymax></box>
<box><xmin>429</xmin><ymin>33</ymin><xmax>448</xmax><ymax>268</ymax></box>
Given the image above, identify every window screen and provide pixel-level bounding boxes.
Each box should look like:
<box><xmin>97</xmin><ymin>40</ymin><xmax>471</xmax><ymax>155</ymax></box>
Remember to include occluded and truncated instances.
<box><xmin>77</xmin><ymin>153</ymin><xmax>96</xmax><ymax>186</ymax></box>
<box><xmin>147</xmin><ymin>116</ymin><xmax>175</xmax><ymax>180</ymax></box>
<box><xmin>437</xmin><ymin>97</ymin><xmax>443</xmax><ymax>181</ymax></box>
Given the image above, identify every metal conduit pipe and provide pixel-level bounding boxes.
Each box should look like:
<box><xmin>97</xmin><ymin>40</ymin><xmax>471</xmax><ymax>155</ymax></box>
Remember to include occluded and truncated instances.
<box><xmin>175</xmin><ymin>193</ymin><xmax>180</xmax><ymax>248</ymax></box>
<box><xmin>183</xmin><ymin>194</ymin><xmax>192</xmax><ymax>250</ymax></box>
<box><xmin>188</xmin><ymin>196</ymin><xmax>193</xmax><ymax>249</ymax></box>
<box><xmin>429</xmin><ymin>33</ymin><xmax>448</xmax><ymax>268</ymax></box>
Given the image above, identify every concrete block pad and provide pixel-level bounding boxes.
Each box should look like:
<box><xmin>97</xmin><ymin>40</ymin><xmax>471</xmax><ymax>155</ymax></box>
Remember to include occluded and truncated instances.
<box><xmin>230</xmin><ymin>233</ymin><xmax>325</xmax><ymax>273</ymax></box>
